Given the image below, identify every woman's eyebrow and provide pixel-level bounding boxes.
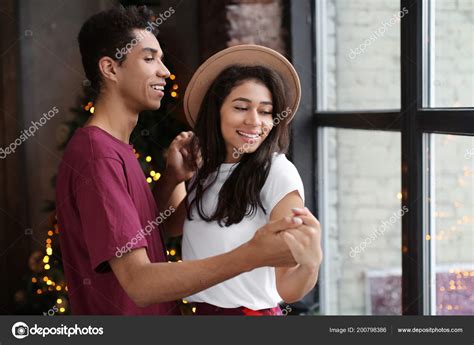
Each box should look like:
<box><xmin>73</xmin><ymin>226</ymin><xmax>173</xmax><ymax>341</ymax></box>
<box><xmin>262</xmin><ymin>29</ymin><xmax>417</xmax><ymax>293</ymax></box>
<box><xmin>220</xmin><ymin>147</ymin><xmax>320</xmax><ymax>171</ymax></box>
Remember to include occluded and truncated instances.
<box><xmin>232</xmin><ymin>97</ymin><xmax>251</xmax><ymax>103</ymax></box>
<box><xmin>232</xmin><ymin>97</ymin><xmax>273</xmax><ymax>105</ymax></box>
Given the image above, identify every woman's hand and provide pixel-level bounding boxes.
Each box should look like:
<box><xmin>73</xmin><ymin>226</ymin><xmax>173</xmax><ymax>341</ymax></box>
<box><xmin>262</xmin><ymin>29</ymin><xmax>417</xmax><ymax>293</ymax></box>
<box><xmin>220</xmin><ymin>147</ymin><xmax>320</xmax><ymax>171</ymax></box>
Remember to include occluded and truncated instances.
<box><xmin>166</xmin><ymin>131</ymin><xmax>200</xmax><ymax>183</ymax></box>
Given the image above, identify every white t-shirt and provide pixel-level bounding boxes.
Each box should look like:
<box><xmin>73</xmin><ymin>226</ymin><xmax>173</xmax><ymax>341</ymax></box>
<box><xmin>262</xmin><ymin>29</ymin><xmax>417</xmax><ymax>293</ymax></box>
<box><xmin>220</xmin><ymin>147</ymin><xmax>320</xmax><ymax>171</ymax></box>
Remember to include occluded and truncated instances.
<box><xmin>181</xmin><ymin>153</ymin><xmax>305</xmax><ymax>309</ymax></box>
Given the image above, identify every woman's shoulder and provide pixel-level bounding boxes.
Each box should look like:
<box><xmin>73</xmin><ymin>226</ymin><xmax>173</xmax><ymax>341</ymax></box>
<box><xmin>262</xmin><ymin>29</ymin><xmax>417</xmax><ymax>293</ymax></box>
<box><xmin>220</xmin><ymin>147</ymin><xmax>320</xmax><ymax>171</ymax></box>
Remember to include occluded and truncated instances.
<box><xmin>261</xmin><ymin>152</ymin><xmax>305</xmax><ymax>208</ymax></box>
<box><xmin>269</xmin><ymin>152</ymin><xmax>298</xmax><ymax>173</ymax></box>
<box><xmin>264</xmin><ymin>152</ymin><xmax>302</xmax><ymax>184</ymax></box>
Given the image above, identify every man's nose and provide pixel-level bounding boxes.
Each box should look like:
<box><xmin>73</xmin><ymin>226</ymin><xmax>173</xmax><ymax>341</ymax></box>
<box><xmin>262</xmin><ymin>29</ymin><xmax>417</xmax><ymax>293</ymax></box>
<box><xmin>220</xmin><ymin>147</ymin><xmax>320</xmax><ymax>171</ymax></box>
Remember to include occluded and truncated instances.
<box><xmin>157</xmin><ymin>60</ymin><xmax>170</xmax><ymax>79</ymax></box>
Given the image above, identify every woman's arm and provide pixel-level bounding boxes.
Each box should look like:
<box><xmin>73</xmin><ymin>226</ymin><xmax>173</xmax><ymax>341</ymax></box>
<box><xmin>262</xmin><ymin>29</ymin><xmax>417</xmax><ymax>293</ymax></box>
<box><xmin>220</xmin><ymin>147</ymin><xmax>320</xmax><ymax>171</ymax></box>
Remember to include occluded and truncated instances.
<box><xmin>273</xmin><ymin>191</ymin><xmax>319</xmax><ymax>303</ymax></box>
<box><xmin>154</xmin><ymin>177</ymin><xmax>187</xmax><ymax>238</ymax></box>
<box><xmin>160</xmin><ymin>199</ymin><xmax>187</xmax><ymax>238</ymax></box>
<box><xmin>153</xmin><ymin>131</ymin><xmax>195</xmax><ymax>237</ymax></box>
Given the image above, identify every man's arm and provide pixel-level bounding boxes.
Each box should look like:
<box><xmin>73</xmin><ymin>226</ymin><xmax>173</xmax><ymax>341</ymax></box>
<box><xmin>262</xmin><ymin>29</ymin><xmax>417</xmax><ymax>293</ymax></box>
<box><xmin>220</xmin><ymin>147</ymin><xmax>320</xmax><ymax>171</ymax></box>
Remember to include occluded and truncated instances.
<box><xmin>109</xmin><ymin>216</ymin><xmax>302</xmax><ymax>307</ymax></box>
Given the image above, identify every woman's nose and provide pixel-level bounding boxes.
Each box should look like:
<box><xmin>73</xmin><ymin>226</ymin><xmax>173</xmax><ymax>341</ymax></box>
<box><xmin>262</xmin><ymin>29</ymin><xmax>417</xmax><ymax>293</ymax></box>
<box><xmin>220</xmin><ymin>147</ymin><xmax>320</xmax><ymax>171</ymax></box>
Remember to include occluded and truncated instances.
<box><xmin>244</xmin><ymin>109</ymin><xmax>262</xmax><ymax>126</ymax></box>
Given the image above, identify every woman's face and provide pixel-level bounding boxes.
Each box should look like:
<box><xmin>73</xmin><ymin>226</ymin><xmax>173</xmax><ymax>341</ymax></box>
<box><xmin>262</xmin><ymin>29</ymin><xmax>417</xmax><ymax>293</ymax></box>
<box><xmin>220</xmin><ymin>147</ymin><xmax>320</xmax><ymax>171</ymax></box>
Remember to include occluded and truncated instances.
<box><xmin>220</xmin><ymin>79</ymin><xmax>274</xmax><ymax>163</ymax></box>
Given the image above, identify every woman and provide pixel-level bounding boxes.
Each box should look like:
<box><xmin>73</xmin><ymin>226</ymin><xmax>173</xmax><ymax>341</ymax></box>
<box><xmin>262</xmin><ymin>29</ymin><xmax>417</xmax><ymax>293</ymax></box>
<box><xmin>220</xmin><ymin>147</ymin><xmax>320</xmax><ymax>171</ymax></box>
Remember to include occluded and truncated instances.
<box><xmin>171</xmin><ymin>45</ymin><xmax>320</xmax><ymax>315</ymax></box>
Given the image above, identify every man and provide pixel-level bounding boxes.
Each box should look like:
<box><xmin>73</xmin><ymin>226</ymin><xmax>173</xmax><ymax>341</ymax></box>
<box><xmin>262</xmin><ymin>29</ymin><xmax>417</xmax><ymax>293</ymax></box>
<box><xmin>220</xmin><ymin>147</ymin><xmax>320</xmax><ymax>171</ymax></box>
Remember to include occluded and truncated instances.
<box><xmin>56</xmin><ymin>6</ymin><xmax>322</xmax><ymax>315</ymax></box>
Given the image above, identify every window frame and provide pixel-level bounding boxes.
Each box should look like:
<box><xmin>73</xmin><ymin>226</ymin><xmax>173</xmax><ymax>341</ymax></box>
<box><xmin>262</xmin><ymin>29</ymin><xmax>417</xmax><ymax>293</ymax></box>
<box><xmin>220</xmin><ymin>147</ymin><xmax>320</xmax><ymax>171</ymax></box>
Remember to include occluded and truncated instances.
<box><xmin>289</xmin><ymin>0</ymin><xmax>474</xmax><ymax>315</ymax></box>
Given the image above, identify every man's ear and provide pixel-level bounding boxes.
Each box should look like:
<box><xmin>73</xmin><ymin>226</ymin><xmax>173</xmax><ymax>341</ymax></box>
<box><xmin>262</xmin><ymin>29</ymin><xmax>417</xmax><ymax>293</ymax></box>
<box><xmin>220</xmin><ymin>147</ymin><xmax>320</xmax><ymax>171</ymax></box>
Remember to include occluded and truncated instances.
<box><xmin>98</xmin><ymin>56</ymin><xmax>119</xmax><ymax>83</ymax></box>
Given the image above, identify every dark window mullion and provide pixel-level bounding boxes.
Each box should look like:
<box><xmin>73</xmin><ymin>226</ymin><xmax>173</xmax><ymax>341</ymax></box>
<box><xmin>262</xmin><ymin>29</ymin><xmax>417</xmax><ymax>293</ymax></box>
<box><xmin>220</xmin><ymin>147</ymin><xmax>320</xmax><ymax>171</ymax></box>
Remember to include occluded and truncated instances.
<box><xmin>401</xmin><ymin>0</ymin><xmax>425</xmax><ymax>315</ymax></box>
<box><xmin>417</xmin><ymin>108</ymin><xmax>474</xmax><ymax>135</ymax></box>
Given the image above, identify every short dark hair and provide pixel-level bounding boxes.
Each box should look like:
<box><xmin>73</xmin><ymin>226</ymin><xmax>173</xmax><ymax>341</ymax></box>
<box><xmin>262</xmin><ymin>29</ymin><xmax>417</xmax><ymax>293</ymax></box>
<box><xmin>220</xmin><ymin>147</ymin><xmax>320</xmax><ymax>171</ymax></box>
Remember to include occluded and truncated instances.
<box><xmin>78</xmin><ymin>6</ymin><xmax>156</xmax><ymax>97</ymax></box>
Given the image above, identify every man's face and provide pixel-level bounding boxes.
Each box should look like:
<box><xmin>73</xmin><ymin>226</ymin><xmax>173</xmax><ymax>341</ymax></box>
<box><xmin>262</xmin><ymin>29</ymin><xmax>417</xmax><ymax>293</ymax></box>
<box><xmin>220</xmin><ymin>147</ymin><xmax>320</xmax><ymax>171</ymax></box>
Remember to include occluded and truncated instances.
<box><xmin>115</xmin><ymin>29</ymin><xmax>170</xmax><ymax>111</ymax></box>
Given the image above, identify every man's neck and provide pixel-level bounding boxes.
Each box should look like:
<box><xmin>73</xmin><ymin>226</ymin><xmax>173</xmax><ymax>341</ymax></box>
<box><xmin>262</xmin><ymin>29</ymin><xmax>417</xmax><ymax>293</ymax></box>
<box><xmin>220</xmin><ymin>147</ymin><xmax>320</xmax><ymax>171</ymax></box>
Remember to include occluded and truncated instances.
<box><xmin>84</xmin><ymin>95</ymin><xmax>139</xmax><ymax>144</ymax></box>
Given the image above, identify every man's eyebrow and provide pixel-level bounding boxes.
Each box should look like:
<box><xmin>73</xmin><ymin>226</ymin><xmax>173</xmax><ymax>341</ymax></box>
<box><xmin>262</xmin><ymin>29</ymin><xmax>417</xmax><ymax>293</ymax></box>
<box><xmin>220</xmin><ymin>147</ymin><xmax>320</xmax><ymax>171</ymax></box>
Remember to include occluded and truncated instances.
<box><xmin>142</xmin><ymin>47</ymin><xmax>159</xmax><ymax>54</ymax></box>
<box><xmin>232</xmin><ymin>97</ymin><xmax>273</xmax><ymax>105</ymax></box>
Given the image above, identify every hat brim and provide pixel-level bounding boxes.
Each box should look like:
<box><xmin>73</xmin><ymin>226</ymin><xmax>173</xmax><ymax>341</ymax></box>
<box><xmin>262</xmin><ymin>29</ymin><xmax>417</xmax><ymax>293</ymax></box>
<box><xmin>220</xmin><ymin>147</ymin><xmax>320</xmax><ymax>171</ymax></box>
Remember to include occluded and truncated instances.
<box><xmin>184</xmin><ymin>44</ymin><xmax>301</xmax><ymax>128</ymax></box>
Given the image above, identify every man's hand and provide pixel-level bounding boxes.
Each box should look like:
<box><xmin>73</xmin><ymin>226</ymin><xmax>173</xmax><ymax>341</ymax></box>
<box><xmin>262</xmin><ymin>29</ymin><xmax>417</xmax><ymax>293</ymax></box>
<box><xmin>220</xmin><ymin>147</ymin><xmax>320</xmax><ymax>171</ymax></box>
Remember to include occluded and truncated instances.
<box><xmin>282</xmin><ymin>207</ymin><xmax>323</xmax><ymax>270</ymax></box>
<box><xmin>165</xmin><ymin>131</ymin><xmax>199</xmax><ymax>183</ymax></box>
<box><xmin>245</xmin><ymin>216</ymin><xmax>305</xmax><ymax>269</ymax></box>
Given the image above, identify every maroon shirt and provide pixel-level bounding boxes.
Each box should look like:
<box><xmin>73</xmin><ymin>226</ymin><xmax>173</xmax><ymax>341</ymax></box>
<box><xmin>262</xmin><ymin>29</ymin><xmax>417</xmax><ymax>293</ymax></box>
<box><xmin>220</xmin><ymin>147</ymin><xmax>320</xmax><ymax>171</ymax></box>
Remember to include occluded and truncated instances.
<box><xmin>56</xmin><ymin>126</ymin><xmax>178</xmax><ymax>315</ymax></box>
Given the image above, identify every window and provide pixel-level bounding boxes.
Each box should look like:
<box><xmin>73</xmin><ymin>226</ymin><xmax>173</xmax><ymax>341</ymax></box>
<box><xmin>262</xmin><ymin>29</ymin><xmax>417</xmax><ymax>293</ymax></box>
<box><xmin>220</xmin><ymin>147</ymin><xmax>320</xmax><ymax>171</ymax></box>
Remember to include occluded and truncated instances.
<box><xmin>431</xmin><ymin>0</ymin><xmax>474</xmax><ymax>108</ymax></box>
<box><xmin>323</xmin><ymin>128</ymin><xmax>402</xmax><ymax>315</ymax></box>
<box><xmin>319</xmin><ymin>0</ymin><xmax>402</xmax><ymax>111</ymax></box>
<box><xmin>294</xmin><ymin>0</ymin><xmax>474</xmax><ymax>315</ymax></box>
<box><xmin>428</xmin><ymin>134</ymin><xmax>474</xmax><ymax>315</ymax></box>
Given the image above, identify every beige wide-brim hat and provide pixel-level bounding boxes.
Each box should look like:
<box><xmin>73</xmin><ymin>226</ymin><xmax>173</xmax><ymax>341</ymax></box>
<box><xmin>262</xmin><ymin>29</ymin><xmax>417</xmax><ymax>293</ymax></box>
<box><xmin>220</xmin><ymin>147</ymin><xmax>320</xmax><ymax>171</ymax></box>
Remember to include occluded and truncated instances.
<box><xmin>183</xmin><ymin>44</ymin><xmax>301</xmax><ymax>128</ymax></box>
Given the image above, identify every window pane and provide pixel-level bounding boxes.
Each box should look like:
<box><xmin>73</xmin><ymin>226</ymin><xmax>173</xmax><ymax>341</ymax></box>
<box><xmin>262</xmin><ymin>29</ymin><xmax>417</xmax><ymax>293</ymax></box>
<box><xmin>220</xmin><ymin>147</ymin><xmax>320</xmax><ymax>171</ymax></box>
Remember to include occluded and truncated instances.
<box><xmin>431</xmin><ymin>134</ymin><xmax>474</xmax><ymax>315</ymax></box>
<box><xmin>318</xmin><ymin>0</ymin><xmax>402</xmax><ymax>111</ymax></box>
<box><xmin>323</xmin><ymin>128</ymin><xmax>402</xmax><ymax>314</ymax></box>
<box><xmin>430</xmin><ymin>0</ymin><xmax>474</xmax><ymax>107</ymax></box>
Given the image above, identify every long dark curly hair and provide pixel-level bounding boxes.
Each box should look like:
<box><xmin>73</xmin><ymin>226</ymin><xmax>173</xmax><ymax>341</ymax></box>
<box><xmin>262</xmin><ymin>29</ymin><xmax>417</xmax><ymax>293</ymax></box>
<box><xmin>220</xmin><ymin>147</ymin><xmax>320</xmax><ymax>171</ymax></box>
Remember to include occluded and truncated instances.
<box><xmin>186</xmin><ymin>65</ymin><xmax>292</xmax><ymax>227</ymax></box>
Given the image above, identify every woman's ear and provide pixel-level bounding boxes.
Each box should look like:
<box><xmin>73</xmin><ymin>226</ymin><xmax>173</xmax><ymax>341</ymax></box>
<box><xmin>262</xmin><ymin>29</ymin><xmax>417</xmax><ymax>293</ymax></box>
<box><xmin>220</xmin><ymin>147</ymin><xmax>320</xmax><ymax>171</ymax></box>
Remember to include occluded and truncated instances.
<box><xmin>98</xmin><ymin>56</ymin><xmax>119</xmax><ymax>84</ymax></box>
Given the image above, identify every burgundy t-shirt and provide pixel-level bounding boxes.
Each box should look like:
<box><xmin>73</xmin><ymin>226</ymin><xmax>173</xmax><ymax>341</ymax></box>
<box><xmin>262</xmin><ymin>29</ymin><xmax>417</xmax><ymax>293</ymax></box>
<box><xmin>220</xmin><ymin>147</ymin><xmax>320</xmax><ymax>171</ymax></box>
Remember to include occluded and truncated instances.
<box><xmin>56</xmin><ymin>126</ymin><xmax>179</xmax><ymax>315</ymax></box>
